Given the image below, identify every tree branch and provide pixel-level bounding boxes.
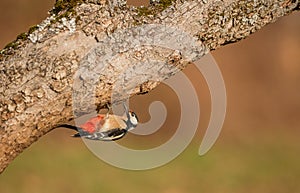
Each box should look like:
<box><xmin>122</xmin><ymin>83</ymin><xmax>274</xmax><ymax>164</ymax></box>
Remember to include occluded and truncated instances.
<box><xmin>0</xmin><ymin>0</ymin><xmax>298</xmax><ymax>173</ymax></box>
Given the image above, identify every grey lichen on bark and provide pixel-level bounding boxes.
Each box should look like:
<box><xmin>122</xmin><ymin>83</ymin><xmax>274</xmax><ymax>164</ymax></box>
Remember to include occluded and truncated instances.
<box><xmin>0</xmin><ymin>0</ymin><xmax>299</xmax><ymax>173</ymax></box>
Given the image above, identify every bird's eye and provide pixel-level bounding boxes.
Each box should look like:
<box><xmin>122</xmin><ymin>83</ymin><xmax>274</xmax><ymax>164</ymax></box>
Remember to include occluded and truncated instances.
<box><xmin>130</xmin><ymin>112</ymin><xmax>138</xmax><ymax>122</ymax></box>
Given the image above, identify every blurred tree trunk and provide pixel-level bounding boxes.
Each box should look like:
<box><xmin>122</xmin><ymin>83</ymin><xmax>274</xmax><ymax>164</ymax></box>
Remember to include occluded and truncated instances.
<box><xmin>0</xmin><ymin>0</ymin><xmax>299</xmax><ymax>173</ymax></box>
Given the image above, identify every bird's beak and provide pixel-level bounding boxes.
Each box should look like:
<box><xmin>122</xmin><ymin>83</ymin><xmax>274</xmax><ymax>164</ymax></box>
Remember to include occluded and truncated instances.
<box><xmin>123</xmin><ymin>102</ymin><xmax>128</xmax><ymax>112</ymax></box>
<box><xmin>123</xmin><ymin>102</ymin><xmax>130</xmax><ymax>119</ymax></box>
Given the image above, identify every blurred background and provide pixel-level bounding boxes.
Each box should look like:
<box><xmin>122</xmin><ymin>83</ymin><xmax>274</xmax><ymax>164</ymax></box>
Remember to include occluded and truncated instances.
<box><xmin>0</xmin><ymin>0</ymin><xmax>300</xmax><ymax>193</ymax></box>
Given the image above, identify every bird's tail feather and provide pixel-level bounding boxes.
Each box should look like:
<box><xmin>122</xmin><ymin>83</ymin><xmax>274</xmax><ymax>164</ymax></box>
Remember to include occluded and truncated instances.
<box><xmin>57</xmin><ymin>124</ymin><xmax>82</xmax><ymax>131</ymax></box>
<box><xmin>72</xmin><ymin>133</ymin><xmax>81</xmax><ymax>137</ymax></box>
<box><xmin>57</xmin><ymin>124</ymin><xmax>95</xmax><ymax>138</ymax></box>
<box><xmin>56</xmin><ymin>124</ymin><xmax>83</xmax><ymax>137</ymax></box>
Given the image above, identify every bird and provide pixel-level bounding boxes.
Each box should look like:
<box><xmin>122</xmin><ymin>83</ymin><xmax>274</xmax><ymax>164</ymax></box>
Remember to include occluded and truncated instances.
<box><xmin>57</xmin><ymin>103</ymin><xmax>138</xmax><ymax>141</ymax></box>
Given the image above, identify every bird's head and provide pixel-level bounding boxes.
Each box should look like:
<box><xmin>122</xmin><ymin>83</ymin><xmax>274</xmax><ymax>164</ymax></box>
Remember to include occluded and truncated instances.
<box><xmin>123</xmin><ymin>103</ymin><xmax>139</xmax><ymax>128</ymax></box>
<box><xmin>128</xmin><ymin>111</ymin><xmax>138</xmax><ymax>127</ymax></box>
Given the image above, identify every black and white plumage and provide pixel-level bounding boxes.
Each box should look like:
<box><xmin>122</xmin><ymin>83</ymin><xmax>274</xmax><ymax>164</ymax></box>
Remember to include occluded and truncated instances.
<box><xmin>58</xmin><ymin>104</ymin><xmax>138</xmax><ymax>141</ymax></box>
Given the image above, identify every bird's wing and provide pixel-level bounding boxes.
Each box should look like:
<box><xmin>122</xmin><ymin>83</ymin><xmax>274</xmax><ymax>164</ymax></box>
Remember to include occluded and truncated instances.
<box><xmin>83</xmin><ymin>128</ymin><xmax>127</xmax><ymax>141</ymax></box>
<box><xmin>102</xmin><ymin>128</ymin><xmax>127</xmax><ymax>141</ymax></box>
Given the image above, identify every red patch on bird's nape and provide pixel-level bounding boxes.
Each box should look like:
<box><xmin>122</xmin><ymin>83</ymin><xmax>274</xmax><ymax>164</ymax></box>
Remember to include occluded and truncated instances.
<box><xmin>80</xmin><ymin>114</ymin><xmax>105</xmax><ymax>133</ymax></box>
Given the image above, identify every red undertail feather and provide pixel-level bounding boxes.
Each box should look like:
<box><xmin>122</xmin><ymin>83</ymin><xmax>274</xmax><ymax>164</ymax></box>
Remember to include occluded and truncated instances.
<box><xmin>80</xmin><ymin>114</ymin><xmax>105</xmax><ymax>133</ymax></box>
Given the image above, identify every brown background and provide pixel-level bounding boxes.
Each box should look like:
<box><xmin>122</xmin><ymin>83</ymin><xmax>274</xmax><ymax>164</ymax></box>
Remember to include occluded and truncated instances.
<box><xmin>0</xmin><ymin>1</ymin><xmax>300</xmax><ymax>193</ymax></box>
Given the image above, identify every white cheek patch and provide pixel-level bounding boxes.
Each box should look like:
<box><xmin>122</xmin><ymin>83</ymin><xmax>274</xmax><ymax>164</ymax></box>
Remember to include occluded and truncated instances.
<box><xmin>130</xmin><ymin>117</ymin><xmax>138</xmax><ymax>126</ymax></box>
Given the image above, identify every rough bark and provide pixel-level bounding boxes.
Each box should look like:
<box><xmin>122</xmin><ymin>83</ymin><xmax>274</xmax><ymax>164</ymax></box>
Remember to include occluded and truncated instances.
<box><xmin>0</xmin><ymin>0</ymin><xmax>299</xmax><ymax>173</ymax></box>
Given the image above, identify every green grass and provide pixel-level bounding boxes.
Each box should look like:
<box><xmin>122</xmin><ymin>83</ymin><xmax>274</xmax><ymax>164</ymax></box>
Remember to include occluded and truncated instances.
<box><xmin>1</xmin><ymin>128</ymin><xmax>300</xmax><ymax>193</ymax></box>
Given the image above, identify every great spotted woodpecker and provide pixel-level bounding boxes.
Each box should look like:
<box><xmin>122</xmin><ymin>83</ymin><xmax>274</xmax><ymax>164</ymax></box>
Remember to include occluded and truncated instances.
<box><xmin>58</xmin><ymin>104</ymin><xmax>138</xmax><ymax>141</ymax></box>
